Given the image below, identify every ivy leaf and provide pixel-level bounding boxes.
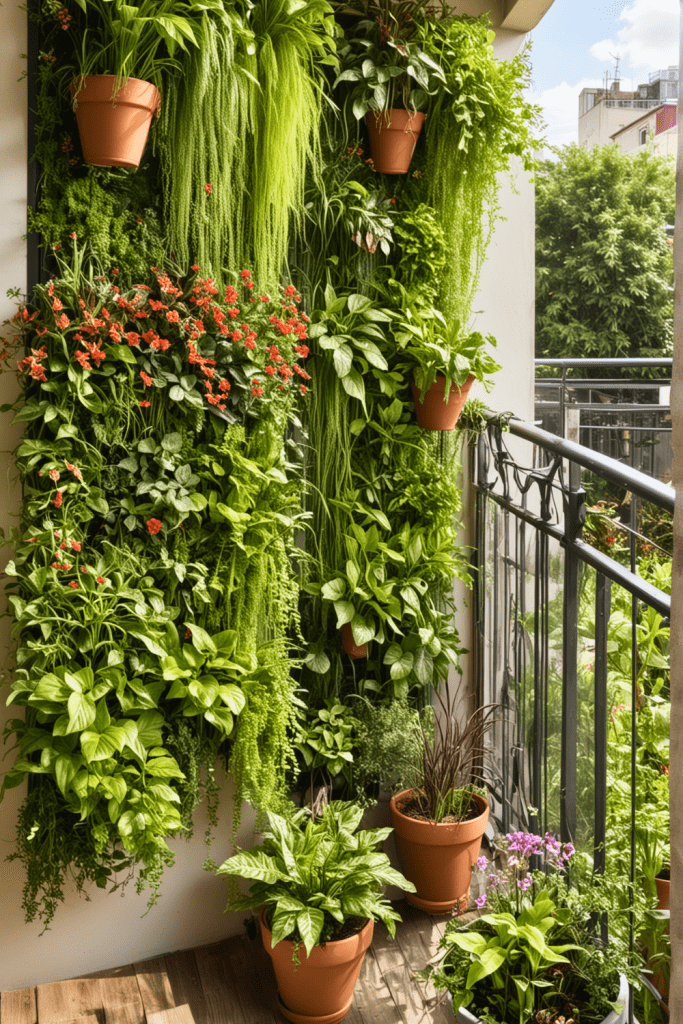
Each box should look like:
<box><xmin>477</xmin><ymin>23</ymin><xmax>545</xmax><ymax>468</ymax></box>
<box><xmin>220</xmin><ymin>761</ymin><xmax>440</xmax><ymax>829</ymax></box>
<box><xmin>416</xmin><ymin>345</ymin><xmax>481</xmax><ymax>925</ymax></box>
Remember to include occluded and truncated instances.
<box><xmin>169</xmin><ymin>385</ymin><xmax>185</xmax><ymax>402</ymax></box>
<box><xmin>304</xmin><ymin>649</ymin><xmax>330</xmax><ymax>674</ymax></box>
<box><xmin>161</xmin><ymin>432</ymin><xmax>183</xmax><ymax>453</ymax></box>
<box><xmin>321</xmin><ymin>578</ymin><xmax>346</xmax><ymax>602</ymax></box>
<box><xmin>384</xmin><ymin>644</ymin><xmax>414</xmax><ymax>680</ymax></box>
<box><xmin>145</xmin><ymin>755</ymin><xmax>185</xmax><ymax>779</ymax></box>
<box><xmin>218</xmin><ymin>684</ymin><xmax>246</xmax><ymax>715</ymax></box>
<box><xmin>334</xmin><ymin>600</ymin><xmax>355</xmax><ymax>628</ymax></box>
<box><xmin>67</xmin><ymin>692</ymin><xmax>96</xmax><ymax>733</ymax></box>
<box><xmin>340</xmin><ymin>368</ymin><xmax>366</xmax><ymax>412</ymax></box>
<box><xmin>350</xmin><ymin>615</ymin><xmax>374</xmax><ymax>646</ymax></box>
<box><xmin>55</xmin><ymin>753</ymin><xmax>81</xmax><ymax>795</ymax></box>
<box><xmin>186</xmin><ymin>623</ymin><xmax>217</xmax><ymax>656</ymax></box>
<box><xmin>81</xmin><ymin>729</ymin><xmax>119</xmax><ymax>762</ymax></box>
<box><xmin>333</xmin><ymin>345</ymin><xmax>354</xmax><ymax>378</ymax></box>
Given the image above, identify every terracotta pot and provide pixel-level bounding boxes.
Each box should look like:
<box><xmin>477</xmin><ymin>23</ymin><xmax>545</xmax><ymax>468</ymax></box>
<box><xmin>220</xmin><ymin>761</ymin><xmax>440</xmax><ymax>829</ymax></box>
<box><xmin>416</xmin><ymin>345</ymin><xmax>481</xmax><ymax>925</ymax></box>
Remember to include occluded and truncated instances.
<box><xmin>365</xmin><ymin>109</ymin><xmax>425</xmax><ymax>174</ymax></box>
<box><xmin>259</xmin><ymin>907</ymin><xmax>373</xmax><ymax>1024</ymax></box>
<box><xmin>452</xmin><ymin>973</ymin><xmax>629</xmax><ymax>1024</ymax></box>
<box><xmin>390</xmin><ymin>790</ymin><xmax>489</xmax><ymax>915</ymax></box>
<box><xmin>340</xmin><ymin>623</ymin><xmax>367</xmax><ymax>660</ymax></box>
<box><xmin>411</xmin><ymin>374</ymin><xmax>476</xmax><ymax>431</ymax></box>
<box><xmin>71</xmin><ymin>76</ymin><xmax>161</xmax><ymax>168</ymax></box>
<box><xmin>655</xmin><ymin>874</ymin><xmax>670</xmax><ymax>910</ymax></box>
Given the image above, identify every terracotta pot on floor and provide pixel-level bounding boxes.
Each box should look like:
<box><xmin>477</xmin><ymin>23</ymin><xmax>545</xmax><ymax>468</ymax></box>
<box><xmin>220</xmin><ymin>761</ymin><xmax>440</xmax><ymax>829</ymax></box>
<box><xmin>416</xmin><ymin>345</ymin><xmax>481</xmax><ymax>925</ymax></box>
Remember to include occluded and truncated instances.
<box><xmin>365</xmin><ymin>110</ymin><xmax>425</xmax><ymax>174</ymax></box>
<box><xmin>411</xmin><ymin>374</ymin><xmax>476</xmax><ymax>431</ymax></box>
<box><xmin>390</xmin><ymin>790</ymin><xmax>489</xmax><ymax>914</ymax></box>
<box><xmin>260</xmin><ymin>907</ymin><xmax>373</xmax><ymax>1024</ymax></box>
<box><xmin>340</xmin><ymin>623</ymin><xmax>367</xmax><ymax>659</ymax></box>
<box><xmin>71</xmin><ymin>76</ymin><xmax>161</xmax><ymax>168</ymax></box>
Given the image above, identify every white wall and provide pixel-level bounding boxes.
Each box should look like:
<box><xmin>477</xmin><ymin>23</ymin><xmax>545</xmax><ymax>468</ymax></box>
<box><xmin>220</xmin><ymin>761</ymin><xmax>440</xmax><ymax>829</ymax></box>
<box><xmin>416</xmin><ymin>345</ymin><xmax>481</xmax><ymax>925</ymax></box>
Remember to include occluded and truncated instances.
<box><xmin>0</xmin><ymin>6</ymin><xmax>537</xmax><ymax>993</ymax></box>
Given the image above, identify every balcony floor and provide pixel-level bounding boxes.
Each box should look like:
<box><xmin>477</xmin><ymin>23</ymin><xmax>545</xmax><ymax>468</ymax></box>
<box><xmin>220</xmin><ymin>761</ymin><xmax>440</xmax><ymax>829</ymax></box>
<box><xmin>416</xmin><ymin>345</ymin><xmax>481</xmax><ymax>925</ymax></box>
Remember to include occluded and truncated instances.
<box><xmin>0</xmin><ymin>902</ymin><xmax>475</xmax><ymax>1024</ymax></box>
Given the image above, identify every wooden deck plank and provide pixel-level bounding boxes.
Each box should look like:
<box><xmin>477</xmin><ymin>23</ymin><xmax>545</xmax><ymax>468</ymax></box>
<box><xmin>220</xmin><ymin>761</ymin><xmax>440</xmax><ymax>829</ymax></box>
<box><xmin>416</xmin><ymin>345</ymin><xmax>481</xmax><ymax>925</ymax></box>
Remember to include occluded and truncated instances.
<box><xmin>54</xmin><ymin>1015</ymin><xmax>101</xmax><ymax>1024</ymax></box>
<box><xmin>98</xmin><ymin>967</ymin><xmax>144</xmax><ymax>1024</ymax></box>
<box><xmin>193</xmin><ymin>940</ymin><xmax>247</xmax><ymax>1024</ymax></box>
<box><xmin>163</xmin><ymin>951</ymin><xmax>207</xmax><ymax>1024</ymax></box>
<box><xmin>349</xmin><ymin>943</ymin><xmax>402</xmax><ymax>1024</ymax></box>
<box><xmin>223</xmin><ymin>933</ymin><xmax>278</xmax><ymax>1023</ymax></box>
<box><xmin>146</xmin><ymin>1007</ymin><xmax>195</xmax><ymax>1024</ymax></box>
<box><xmin>390</xmin><ymin>906</ymin><xmax>453</xmax><ymax>1024</ymax></box>
<box><xmin>0</xmin><ymin>988</ymin><xmax>37</xmax><ymax>1024</ymax></box>
<box><xmin>370</xmin><ymin>917</ymin><xmax>431</xmax><ymax>1024</ymax></box>
<box><xmin>36</xmin><ymin>979</ymin><xmax>104</xmax><ymax>1024</ymax></box>
<box><xmin>133</xmin><ymin>958</ymin><xmax>174</xmax><ymax>1016</ymax></box>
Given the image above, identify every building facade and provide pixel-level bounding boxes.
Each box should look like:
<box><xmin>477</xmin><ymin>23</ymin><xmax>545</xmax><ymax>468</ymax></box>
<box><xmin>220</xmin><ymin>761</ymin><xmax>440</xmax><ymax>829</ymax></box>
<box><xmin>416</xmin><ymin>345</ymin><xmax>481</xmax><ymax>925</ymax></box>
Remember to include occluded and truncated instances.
<box><xmin>611</xmin><ymin>103</ymin><xmax>678</xmax><ymax>157</ymax></box>
<box><xmin>579</xmin><ymin>67</ymin><xmax>678</xmax><ymax>149</ymax></box>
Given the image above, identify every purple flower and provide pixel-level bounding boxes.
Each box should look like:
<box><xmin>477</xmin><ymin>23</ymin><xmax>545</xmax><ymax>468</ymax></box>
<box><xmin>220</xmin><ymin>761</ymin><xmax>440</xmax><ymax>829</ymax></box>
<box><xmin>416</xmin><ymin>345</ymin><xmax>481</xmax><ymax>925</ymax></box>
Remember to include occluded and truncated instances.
<box><xmin>562</xmin><ymin>843</ymin><xmax>575</xmax><ymax>860</ymax></box>
<box><xmin>517</xmin><ymin>877</ymin><xmax>533</xmax><ymax>891</ymax></box>
<box><xmin>488</xmin><ymin>875</ymin><xmax>500</xmax><ymax>887</ymax></box>
<box><xmin>475</xmin><ymin>894</ymin><xmax>488</xmax><ymax>908</ymax></box>
<box><xmin>477</xmin><ymin>856</ymin><xmax>488</xmax><ymax>871</ymax></box>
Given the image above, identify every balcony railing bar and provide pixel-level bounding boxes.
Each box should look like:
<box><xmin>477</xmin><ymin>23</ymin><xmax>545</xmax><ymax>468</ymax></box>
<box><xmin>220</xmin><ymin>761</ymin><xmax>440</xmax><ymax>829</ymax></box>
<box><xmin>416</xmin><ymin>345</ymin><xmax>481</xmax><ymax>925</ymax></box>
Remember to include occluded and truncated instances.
<box><xmin>535</xmin><ymin>358</ymin><xmax>673</xmax><ymax>369</ymax></box>
<box><xmin>541</xmin><ymin>402</ymin><xmax>669</xmax><ymax>413</ymax></box>
<box><xmin>492</xmin><ymin>413</ymin><xmax>675</xmax><ymax>513</ymax></box>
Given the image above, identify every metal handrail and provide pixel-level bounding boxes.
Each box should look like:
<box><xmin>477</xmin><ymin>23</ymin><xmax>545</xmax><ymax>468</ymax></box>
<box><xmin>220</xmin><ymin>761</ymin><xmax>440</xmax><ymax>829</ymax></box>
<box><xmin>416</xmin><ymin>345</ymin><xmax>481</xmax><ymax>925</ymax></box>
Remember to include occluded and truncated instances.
<box><xmin>535</xmin><ymin>358</ymin><xmax>673</xmax><ymax>369</ymax></box>
<box><xmin>485</xmin><ymin>411</ymin><xmax>675</xmax><ymax>514</ymax></box>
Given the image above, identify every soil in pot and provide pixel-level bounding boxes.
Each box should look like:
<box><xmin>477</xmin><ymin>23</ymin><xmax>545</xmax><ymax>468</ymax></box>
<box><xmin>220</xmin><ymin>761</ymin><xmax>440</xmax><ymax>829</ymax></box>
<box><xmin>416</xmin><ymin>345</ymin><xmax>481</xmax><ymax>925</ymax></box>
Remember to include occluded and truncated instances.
<box><xmin>390</xmin><ymin>790</ymin><xmax>489</xmax><ymax>915</ymax></box>
<box><xmin>260</xmin><ymin>907</ymin><xmax>373</xmax><ymax>1024</ymax></box>
<box><xmin>340</xmin><ymin>623</ymin><xmax>367</xmax><ymax>659</ymax></box>
<box><xmin>365</xmin><ymin>110</ymin><xmax>425</xmax><ymax>174</ymax></box>
<box><xmin>411</xmin><ymin>374</ymin><xmax>476</xmax><ymax>431</ymax></box>
<box><xmin>71</xmin><ymin>76</ymin><xmax>161</xmax><ymax>168</ymax></box>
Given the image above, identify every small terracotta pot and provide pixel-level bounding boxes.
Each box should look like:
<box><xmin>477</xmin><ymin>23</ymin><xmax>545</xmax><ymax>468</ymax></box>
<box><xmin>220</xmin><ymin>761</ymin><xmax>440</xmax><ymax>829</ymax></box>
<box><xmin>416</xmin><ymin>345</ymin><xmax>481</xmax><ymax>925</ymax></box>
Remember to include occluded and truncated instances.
<box><xmin>260</xmin><ymin>907</ymin><xmax>373</xmax><ymax>1024</ymax></box>
<box><xmin>390</xmin><ymin>790</ymin><xmax>489</xmax><ymax>915</ymax></box>
<box><xmin>340</xmin><ymin>623</ymin><xmax>367</xmax><ymax>660</ymax></box>
<box><xmin>71</xmin><ymin>75</ymin><xmax>161</xmax><ymax>168</ymax></box>
<box><xmin>365</xmin><ymin>109</ymin><xmax>425</xmax><ymax>174</ymax></box>
<box><xmin>411</xmin><ymin>374</ymin><xmax>476</xmax><ymax>431</ymax></box>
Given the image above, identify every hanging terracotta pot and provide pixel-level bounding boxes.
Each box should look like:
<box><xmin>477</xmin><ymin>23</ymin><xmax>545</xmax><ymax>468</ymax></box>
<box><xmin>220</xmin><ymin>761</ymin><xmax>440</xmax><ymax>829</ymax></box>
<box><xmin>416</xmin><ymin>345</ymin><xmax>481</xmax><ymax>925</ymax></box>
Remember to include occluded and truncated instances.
<box><xmin>260</xmin><ymin>907</ymin><xmax>373</xmax><ymax>1024</ymax></box>
<box><xmin>340</xmin><ymin>623</ymin><xmax>367</xmax><ymax>660</ymax></box>
<box><xmin>390</xmin><ymin>790</ymin><xmax>489</xmax><ymax>915</ymax></box>
<box><xmin>365</xmin><ymin>109</ymin><xmax>425</xmax><ymax>174</ymax></box>
<box><xmin>71</xmin><ymin>76</ymin><xmax>161</xmax><ymax>169</ymax></box>
<box><xmin>411</xmin><ymin>374</ymin><xmax>476</xmax><ymax>431</ymax></box>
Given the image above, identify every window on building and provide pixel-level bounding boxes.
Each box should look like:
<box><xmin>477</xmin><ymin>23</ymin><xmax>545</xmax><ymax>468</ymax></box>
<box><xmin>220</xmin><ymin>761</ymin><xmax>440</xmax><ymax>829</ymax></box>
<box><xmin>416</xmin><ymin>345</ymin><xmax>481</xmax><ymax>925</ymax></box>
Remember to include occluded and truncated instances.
<box><xmin>639</xmin><ymin>127</ymin><xmax>648</xmax><ymax>145</ymax></box>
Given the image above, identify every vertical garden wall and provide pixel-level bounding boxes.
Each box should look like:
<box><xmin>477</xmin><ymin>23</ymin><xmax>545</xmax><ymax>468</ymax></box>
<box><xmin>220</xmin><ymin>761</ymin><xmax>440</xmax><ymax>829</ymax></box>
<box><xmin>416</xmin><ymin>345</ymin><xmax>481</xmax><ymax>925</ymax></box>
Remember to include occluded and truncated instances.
<box><xmin>0</xmin><ymin>0</ymin><xmax>542</xmax><ymax>988</ymax></box>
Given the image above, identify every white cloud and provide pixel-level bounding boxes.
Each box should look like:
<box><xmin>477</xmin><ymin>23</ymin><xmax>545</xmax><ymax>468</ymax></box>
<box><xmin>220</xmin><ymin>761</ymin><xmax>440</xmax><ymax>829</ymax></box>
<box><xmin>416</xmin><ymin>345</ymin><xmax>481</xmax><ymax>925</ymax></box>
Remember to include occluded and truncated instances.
<box><xmin>528</xmin><ymin>78</ymin><xmax>603</xmax><ymax>155</ymax></box>
<box><xmin>590</xmin><ymin>0</ymin><xmax>679</xmax><ymax>74</ymax></box>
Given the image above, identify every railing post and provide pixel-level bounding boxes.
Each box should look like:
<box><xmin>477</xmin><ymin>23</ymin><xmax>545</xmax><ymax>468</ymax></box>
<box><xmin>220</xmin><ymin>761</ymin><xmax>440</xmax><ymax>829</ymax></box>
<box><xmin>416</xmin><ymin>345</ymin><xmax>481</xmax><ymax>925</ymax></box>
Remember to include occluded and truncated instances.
<box><xmin>594</xmin><ymin>572</ymin><xmax>611</xmax><ymax>945</ymax></box>
<box><xmin>560</xmin><ymin>460</ymin><xmax>586</xmax><ymax>845</ymax></box>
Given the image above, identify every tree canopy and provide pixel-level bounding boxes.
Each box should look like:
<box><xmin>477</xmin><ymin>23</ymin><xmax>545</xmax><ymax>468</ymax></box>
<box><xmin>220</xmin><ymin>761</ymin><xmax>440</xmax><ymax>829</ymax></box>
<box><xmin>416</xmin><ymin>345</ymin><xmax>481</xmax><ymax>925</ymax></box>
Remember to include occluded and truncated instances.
<box><xmin>535</xmin><ymin>143</ymin><xmax>675</xmax><ymax>371</ymax></box>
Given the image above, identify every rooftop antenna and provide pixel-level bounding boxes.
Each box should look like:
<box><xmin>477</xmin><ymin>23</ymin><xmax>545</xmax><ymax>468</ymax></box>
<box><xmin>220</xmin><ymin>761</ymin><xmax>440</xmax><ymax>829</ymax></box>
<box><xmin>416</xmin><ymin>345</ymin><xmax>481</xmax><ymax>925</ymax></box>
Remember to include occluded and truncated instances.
<box><xmin>610</xmin><ymin>52</ymin><xmax>621</xmax><ymax>89</ymax></box>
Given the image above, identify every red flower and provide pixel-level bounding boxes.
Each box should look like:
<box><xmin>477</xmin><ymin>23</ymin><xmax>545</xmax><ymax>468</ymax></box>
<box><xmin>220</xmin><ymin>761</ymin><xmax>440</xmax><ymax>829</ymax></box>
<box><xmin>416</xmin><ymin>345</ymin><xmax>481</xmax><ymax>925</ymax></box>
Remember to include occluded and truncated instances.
<box><xmin>49</xmin><ymin>469</ymin><xmax>60</xmax><ymax>482</ymax></box>
<box><xmin>81</xmin><ymin>566</ymin><xmax>88</xmax><ymax>574</ymax></box>
<box><xmin>264</xmin><ymin>365</ymin><xmax>276</xmax><ymax>377</ymax></box>
<box><xmin>140</xmin><ymin>371</ymin><xmax>153</xmax><ymax>387</ymax></box>
<box><xmin>54</xmin><ymin>490</ymin><xmax>64</xmax><ymax>508</ymax></box>
<box><xmin>218</xmin><ymin>378</ymin><xmax>231</xmax><ymax>392</ymax></box>
<box><xmin>251</xmin><ymin>387</ymin><xmax>264</xmax><ymax>397</ymax></box>
<box><xmin>240</xmin><ymin>270</ymin><xmax>251</xmax><ymax>280</ymax></box>
<box><xmin>284</xmin><ymin>284</ymin><xmax>296</xmax><ymax>297</ymax></box>
<box><xmin>126</xmin><ymin>331</ymin><xmax>140</xmax><ymax>347</ymax></box>
<box><xmin>139</xmin><ymin>400</ymin><xmax>151</xmax><ymax>408</ymax></box>
<box><xmin>204</xmin><ymin>183</ymin><xmax>213</xmax><ymax>195</ymax></box>
<box><xmin>300</xmin><ymin>385</ymin><xmax>308</xmax><ymax>395</ymax></box>
<box><xmin>52</xmin><ymin>298</ymin><xmax>63</xmax><ymax>311</ymax></box>
<box><xmin>55</xmin><ymin>313</ymin><xmax>70</xmax><ymax>330</ymax></box>
<box><xmin>96</xmin><ymin>576</ymin><xmax>106</xmax><ymax>584</ymax></box>
<box><xmin>112</xmin><ymin>268</ymin><xmax>119</xmax><ymax>275</ymax></box>
<box><xmin>244</xmin><ymin>339</ymin><xmax>255</xmax><ymax>350</ymax></box>
<box><xmin>29</xmin><ymin>537</ymin><xmax>37</xmax><ymax>543</ymax></box>
<box><xmin>71</xmin><ymin>540</ymin><xmax>81</xmax><ymax>552</ymax></box>
<box><xmin>146</xmin><ymin>518</ymin><xmax>163</xmax><ymax>535</ymax></box>
<box><xmin>68</xmin><ymin>580</ymin><xmax>79</xmax><ymax>589</ymax></box>
<box><xmin>166</xmin><ymin>310</ymin><xmax>180</xmax><ymax>323</ymax></box>
<box><xmin>191</xmin><ymin>264</ymin><xmax>200</xmax><ymax>271</ymax></box>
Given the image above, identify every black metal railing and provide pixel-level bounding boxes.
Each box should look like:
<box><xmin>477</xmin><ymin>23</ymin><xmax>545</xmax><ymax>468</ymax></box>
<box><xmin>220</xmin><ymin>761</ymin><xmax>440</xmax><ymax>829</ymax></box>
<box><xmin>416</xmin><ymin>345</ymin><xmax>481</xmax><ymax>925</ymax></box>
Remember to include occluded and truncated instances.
<box><xmin>535</xmin><ymin>358</ymin><xmax>673</xmax><ymax>483</ymax></box>
<box><xmin>470</xmin><ymin>410</ymin><xmax>672</xmax><ymax>1022</ymax></box>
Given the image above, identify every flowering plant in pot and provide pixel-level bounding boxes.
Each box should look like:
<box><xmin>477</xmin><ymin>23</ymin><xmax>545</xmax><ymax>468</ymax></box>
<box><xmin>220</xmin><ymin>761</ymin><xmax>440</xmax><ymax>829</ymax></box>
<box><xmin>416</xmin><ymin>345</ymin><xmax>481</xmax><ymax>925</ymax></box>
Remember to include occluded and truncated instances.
<box><xmin>65</xmin><ymin>0</ymin><xmax>227</xmax><ymax>166</ymax></box>
<box><xmin>365</xmin><ymin>681</ymin><xmax>499</xmax><ymax>914</ymax></box>
<box><xmin>421</xmin><ymin>832</ymin><xmax>636</xmax><ymax>1024</ymax></box>
<box><xmin>216</xmin><ymin>800</ymin><xmax>415</xmax><ymax>1024</ymax></box>
<box><xmin>334</xmin><ymin>0</ymin><xmax>445</xmax><ymax>172</ymax></box>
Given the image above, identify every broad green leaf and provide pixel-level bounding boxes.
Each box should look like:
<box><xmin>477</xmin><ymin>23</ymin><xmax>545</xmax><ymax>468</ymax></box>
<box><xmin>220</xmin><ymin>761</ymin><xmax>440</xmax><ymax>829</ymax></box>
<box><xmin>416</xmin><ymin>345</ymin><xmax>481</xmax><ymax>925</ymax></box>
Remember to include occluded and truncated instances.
<box><xmin>186</xmin><ymin>623</ymin><xmax>217</xmax><ymax>656</ymax></box>
<box><xmin>321</xmin><ymin>578</ymin><xmax>346</xmax><ymax>602</ymax></box>
<box><xmin>466</xmin><ymin>947</ymin><xmax>507</xmax><ymax>988</ymax></box>
<box><xmin>334</xmin><ymin>599</ymin><xmax>355</xmax><ymax>628</ymax></box>
<box><xmin>297</xmin><ymin>907</ymin><xmax>325</xmax><ymax>957</ymax></box>
<box><xmin>67</xmin><ymin>691</ymin><xmax>96</xmax><ymax>733</ymax></box>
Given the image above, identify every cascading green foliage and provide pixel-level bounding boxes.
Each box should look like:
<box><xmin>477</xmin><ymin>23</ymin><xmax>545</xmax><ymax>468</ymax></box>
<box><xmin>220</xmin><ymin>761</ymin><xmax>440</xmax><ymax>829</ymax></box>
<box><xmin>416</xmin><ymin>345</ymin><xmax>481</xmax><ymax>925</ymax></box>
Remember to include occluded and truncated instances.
<box><xmin>159</xmin><ymin>0</ymin><xmax>336</xmax><ymax>286</ymax></box>
<box><xmin>159</xmin><ymin>11</ymin><xmax>254</xmax><ymax>277</ymax></box>
<box><xmin>416</xmin><ymin>15</ymin><xmax>543</xmax><ymax>323</ymax></box>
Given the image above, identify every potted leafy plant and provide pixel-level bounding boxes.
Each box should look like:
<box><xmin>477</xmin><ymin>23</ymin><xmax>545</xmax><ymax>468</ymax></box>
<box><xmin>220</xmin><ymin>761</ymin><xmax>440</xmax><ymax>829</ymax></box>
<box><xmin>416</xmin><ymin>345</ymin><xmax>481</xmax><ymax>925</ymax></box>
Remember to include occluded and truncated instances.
<box><xmin>216</xmin><ymin>801</ymin><xmax>415</xmax><ymax>1024</ymax></box>
<box><xmin>334</xmin><ymin>0</ymin><xmax>445</xmax><ymax>173</ymax></box>
<box><xmin>393</xmin><ymin>306</ymin><xmax>501</xmax><ymax>430</ymax></box>
<box><xmin>66</xmin><ymin>0</ymin><xmax>214</xmax><ymax>167</ymax></box>
<box><xmin>352</xmin><ymin>682</ymin><xmax>498</xmax><ymax>914</ymax></box>
<box><xmin>422</xmin><ymin>832</ymin><xmax>635</xmax><ymax>1024</ymax></box>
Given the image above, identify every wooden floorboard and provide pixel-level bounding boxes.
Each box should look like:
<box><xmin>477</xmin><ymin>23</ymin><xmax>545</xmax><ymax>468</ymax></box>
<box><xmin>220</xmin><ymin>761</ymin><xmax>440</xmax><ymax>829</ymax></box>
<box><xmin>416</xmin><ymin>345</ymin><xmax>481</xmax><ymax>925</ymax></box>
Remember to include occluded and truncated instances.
<box><xmin>132</xmin><ymin>959</ymin><xmax>174</xmax><ymax>1017</ymax></box>
<box><xmin>0</xmin><ymin>989</ymin><xmax>37</xmax><ymax>1024</ymax></box>
<box><xmin>2</xmin><ymin>901</ymin><xmax>459</xmax><ymax>1024</ymax></box>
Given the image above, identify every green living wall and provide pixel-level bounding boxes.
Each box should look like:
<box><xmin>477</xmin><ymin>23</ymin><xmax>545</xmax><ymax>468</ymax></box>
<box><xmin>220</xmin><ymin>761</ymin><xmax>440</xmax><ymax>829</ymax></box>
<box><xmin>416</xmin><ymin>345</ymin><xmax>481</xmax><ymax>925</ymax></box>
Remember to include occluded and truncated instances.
<box><xmin>0</xmin><ymin>0</ymin><xmax>541</xmax><ymax>926</ymax></box>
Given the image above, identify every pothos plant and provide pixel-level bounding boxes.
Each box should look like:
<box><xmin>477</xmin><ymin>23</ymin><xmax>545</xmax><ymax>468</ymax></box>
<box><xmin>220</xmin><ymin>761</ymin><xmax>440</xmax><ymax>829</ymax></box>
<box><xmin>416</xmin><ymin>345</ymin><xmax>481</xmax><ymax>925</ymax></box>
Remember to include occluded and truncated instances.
<box><xmin>0</xmin><ymin>246</ymin><xmax>311</xmax><ymax>925</ymax></box>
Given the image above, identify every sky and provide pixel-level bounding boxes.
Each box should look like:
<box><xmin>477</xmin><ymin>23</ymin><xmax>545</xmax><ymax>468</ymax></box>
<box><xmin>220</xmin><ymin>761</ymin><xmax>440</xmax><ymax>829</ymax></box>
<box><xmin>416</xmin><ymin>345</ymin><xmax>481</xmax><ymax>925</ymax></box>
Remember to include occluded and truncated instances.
<box><xmin>527</xmin><ymin>0</ymin><xmax>680</xmax><ymax>154</ymax></box>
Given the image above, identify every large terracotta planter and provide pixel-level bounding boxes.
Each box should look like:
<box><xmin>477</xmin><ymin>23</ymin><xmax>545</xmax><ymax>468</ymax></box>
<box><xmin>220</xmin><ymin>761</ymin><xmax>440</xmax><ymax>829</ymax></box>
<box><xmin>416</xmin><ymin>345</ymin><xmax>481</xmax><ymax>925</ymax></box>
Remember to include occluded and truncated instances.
<box><xmin>71</xmin><ymin>76</ymin><xmax>161</xmax><ymax>168</ymax></box>
<box><xmin>259</xmin><ymin>907</ymin><xmax>373</xmax><ymax>1024</ymax></box>
<box><xmin>340</xmin><ymin>623</ymin><xmax>367</xmax><ymax>660</ymax></box>
<box><xmin>365</xmin><ymin>109</ymin><xmax>425</xmax><ymax>174</ymax></box>
<box><xmin>411</xmin><ymin>374</ymin><xmax>476</xmax><ymax>431</ymax></box>
<box><xmin>390</xmin><ymin>790</ymin><xmax>489</xmax><ymax>914</ymax></box>
<box><xmin>452</xmin><ymin>973</ymin><xmax>629</xmax><ymax>1024</ymax></box>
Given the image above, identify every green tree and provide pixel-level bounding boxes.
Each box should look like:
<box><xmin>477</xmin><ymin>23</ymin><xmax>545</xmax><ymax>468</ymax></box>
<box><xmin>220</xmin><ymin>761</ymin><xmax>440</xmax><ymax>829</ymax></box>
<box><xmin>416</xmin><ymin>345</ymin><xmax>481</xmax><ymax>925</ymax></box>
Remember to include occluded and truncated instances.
<box><xmin>535</xmin><ymin>143</ymin><xmax>675</xmax><ymax>371</ymax></box>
